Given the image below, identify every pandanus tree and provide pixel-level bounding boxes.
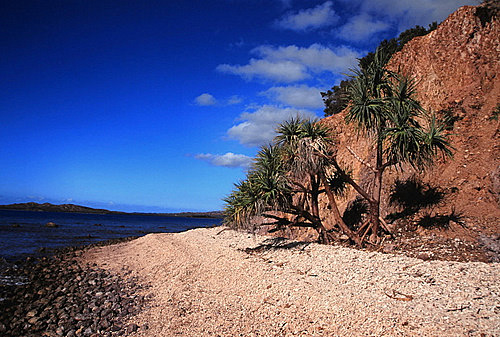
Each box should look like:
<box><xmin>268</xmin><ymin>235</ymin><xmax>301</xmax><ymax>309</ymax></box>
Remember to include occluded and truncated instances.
<box><xmin>223</xmin><ymin>119</ymin><xmax>360</xmax><ymax>245</ymax></box>
<box><xmin>333</xmin><ymin>47</ymin><xmax>453</xmax><ymax>243</ymax></box>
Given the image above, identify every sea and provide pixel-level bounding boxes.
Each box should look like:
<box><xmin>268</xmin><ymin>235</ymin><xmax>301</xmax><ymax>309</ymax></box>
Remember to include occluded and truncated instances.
<box><xmin>0</xmin><ymin>209</ymin><xmax>222</xmax><ymax>262</ymax></box>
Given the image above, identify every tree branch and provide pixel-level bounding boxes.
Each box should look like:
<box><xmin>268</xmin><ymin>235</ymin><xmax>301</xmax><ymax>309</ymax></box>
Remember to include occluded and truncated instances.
<box><xmin>261</xmin><ymin>212</ymin><xmax>315</xmax><ymax>229</ymax></box>
<box><xmin>381</xmin><ymin>160</ymin><xmax>397</xmax><ymax>170</ymax></box>
<box><xmin>346</xmin><ymin>146</ymin><xmax>376</xmax><ymax>173</ymax></box>
<box><xmin>289</xmin><ymin>179</ymin><xmax>309</xmax><ymax>194</ymax></box>
<box><xmin>313</xmin><ymin>150</ymin><xmax>375</xmax><ymax>204</ymax></box>
<box><xmin>319</xmin><ymin>170</ymin><xmax>362</xmax><ymax>247</ymax></box>
<box><xmin>330</xmin><ymin>159</ymin><xmax>375</xmax><ymax>204</ymax></box>
<box><xmin>290</xmin><ymin>205</ymin><xmax>321</xmax><ymax>228</ymax></box>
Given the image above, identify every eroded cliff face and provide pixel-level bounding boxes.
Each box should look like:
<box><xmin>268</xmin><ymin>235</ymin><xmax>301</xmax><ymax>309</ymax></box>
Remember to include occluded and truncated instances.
<box><xmin>265</xmin><ymin>3</ymin><xmax>499</xmax><ymax>245</ymax></box>
<box><xmin>387</xmin><ymin>5</ymin><xmax>499</xmax><ymax>114</ymax></box>
<box><xmin>389</xmin><ymin>4</ymin><xmax>499</xmax><ymax>227</ymax></box>
<box><xmin>322</xmin><ymin>3</ymin><xmax>499</xmax><ymax>237</ymax></box>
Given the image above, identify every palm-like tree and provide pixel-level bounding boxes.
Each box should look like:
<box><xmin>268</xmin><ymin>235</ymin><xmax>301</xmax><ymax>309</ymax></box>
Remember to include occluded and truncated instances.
<box><xmin>224</xmin><ymin>118</ymin><xmax>360</xmax><ymax>245</ymax></box>
<box><xmin>343</xmin><ymin>47</ymin><xmax>453</xmax><ymax>243</ymax></box>
<box><xmin>223</xmin><ymin>144</ymin><xmax>289</xmax><ymax>230</ymax></box>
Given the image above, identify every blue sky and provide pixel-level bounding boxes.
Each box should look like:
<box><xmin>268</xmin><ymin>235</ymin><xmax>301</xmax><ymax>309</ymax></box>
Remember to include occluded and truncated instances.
<box><xmin>0</xmin><ymin>0</ymin><xmax>477</xmax><ymax>212</ymax></box>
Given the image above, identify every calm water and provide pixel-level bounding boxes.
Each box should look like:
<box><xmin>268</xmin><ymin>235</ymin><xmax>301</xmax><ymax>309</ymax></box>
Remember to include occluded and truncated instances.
<box><xmin>0</xmin><ymin>210</ymin><xmax>222</xmax><ymax>261</ymax></box>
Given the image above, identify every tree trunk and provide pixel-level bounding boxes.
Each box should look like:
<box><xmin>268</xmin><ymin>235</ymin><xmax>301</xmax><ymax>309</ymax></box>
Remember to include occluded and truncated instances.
<box><xmin>310</xmin><ymin>174</ymin><xmax>331</xmax><ymax>244</ymax></box>
<box><xmin>319</xmin><ymin>171</ymin><xmax>362</xmax><ymax>247</ymax></box>
<box><xmin>310</xmin><ymin>174</ymin><xmax>321</xmax><ymax>221</ymax></box>
<box><xmin>369</xmin><ymin>165</ymin><xmax>384</xmax><ymax>244</ymax></box>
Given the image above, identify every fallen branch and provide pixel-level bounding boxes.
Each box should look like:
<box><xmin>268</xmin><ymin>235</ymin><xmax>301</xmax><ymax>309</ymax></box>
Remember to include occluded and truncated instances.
<box><xmin>446</xmin><ymin>304</ymin><xmax>470</xmax><ymax>312</ymax></box>
<box><xmin>216</xmin><ymin>227</ymin><xmax>230</xmax><ymax>235</ymax></box>
<box><xmin>384</xmin><ymin>289</ymin><xmax>413</xmax><ymax>301</ymax></box>
<box><xmin>379</xmin><ymin>217</ymin><xmax>392</xmax><ymax>234</ymax></box>
<box><xmin>402</xmin><ymin>262</ymin><xmax>423</xmax><ymax>271</ymax></box>
<box><xmin>376</xmin><ymin>236</ymin><xmax>387</xmax><ymax>252</ymax></box>
<box><xmin>356</xmin><ymin>219</ymin><xmax>370</xmax><ymax>235</ymax></box>
<box><xmin>360</xmin><ymin>225</ymin><xmax>371</xmax><ymax>245</ymax></box>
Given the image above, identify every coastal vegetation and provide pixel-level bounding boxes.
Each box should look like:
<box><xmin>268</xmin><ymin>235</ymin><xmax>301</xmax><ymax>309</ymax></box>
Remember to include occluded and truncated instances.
<box><xmin>223</xmin><ymin>47</ymin><xmax>453</xmax><ymax>246</ymax></box>
<box><xmin>223</xmin><ymin>118</ymin><xmax>361</xmax><ymax>245</ymax></box>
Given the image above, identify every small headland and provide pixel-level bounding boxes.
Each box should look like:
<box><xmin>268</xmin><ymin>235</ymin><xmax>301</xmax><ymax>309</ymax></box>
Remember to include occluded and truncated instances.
<box><xmin>0</xmin><ymin>238</ymin><xmax>150</xmax><ymax>337</ymax></box>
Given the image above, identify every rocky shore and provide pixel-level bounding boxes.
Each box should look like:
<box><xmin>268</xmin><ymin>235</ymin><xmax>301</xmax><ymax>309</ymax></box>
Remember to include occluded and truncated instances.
<box><xmin>0</xmin><ymin>239</ymin><xmax>149</xmax><ymax>337</ymax></box>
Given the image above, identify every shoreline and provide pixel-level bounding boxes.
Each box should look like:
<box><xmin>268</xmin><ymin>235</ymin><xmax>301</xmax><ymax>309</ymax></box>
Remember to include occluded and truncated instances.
<box><xmin>0</xmin><ymin>209</ymin><xmax>221</xmax><ymax>263</ymax></box>
<box><xmin>0</xmin><ymin>236</ymin><xmax>141</xmax><ymax>265</ymax></box>
<box><xmin>0</xmin><ymin>237</ymin><xmax>149</xmax><ymax>336</ymax></box>
<box><xmin>0</xmin><ymin>204</ymin><xmax>223</xmax><ymax>219</ymax></box>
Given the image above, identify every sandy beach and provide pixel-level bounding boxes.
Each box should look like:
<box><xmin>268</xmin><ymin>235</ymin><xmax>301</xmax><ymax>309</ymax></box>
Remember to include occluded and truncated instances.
<box><xmin>82</xmin><ymin>227</ymin><xmax>499</xmax><ymax>336</ymax></box>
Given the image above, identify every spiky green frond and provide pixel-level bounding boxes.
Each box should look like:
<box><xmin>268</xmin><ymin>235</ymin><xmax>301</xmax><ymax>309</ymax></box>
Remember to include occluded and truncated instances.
<box><xmin>223</xmin><ymin>144</ymin><xmax>292</xmax><ymax>229</ymax></box>
<box><xmin>384</xmin><ymin>124</ymin><xmax>426</xmax><ymax>168</ymax></box>
<box><xmin>276</xmin><ymin>119</ymin><xmax>334</xmax><ymax>177</ymax></box>
<box><xmin>275</xmin><ymin>118</ymin><xmax>304</xmax><ymax>147</ymax></box>
<box><xmin>253</xmin><ymin>144</ymin><xmax>283</xmax><ymax>173</ymax></box>
<box><xmin>346</xmin><ymin>75</ymin><xmax>386</xmax><ymax>133</ymax></box>
<box><xmin>346</xmin><ymin>47</ymin><xmax>395</xmax><ymax>135</ymax></box>
<box><xmin>347</xmin><ymin>46</ymin><xmax>453</xmax><ymax>170</ymax></box>
<box><xmin>422</xmin><ymin>115</ymin><xmax>454</xmax><ymax>161</ymax></box>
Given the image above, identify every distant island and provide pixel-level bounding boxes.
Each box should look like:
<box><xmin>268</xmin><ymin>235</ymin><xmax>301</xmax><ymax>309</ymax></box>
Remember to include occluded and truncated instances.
<box><xmin>0</xmin><ymin>202</ymin><xmax>223</xmax><ymax>218</ymax></box>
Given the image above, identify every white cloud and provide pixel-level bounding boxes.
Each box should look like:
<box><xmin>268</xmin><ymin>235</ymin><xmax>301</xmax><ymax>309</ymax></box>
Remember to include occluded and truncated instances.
<box><xmin>255</xmin><ymin>44</ymin><xmax>361</xmax><ymax>74</ymax></box>
<box><xmin>217</xmin><ymin>44</ymin><xmax>361</xmax><ymax>83</ymax></box>
<box><xmin>376</xmin><ymin>0</ymin><xmax>477</xmax><ymax>32</ymax></box>
<box><xmin>194</xmin><ymin>93</ymin><xmax>217</xmax><ymax>106</ymax></box>
<box><xmin>261</xmin><ymin>85</ymin><xmax>324</xmax><ymax>109</ymax></box>
<box><xmin>217</xmin><ymin>59</ymin><xmax>309</xmax><ymax>83</ymax></box>
<box><xmin>275</xmin><ymin>1</ymin><xmax>339</xmax><ymax>31</ymax></box>
<box><xmin>194</xmin><ymin>93</ymin><xmax>244</xmax><ymax>106</ymax></box>
<box><xmin>337</xmin><ymin>14</ymin><xmax>390</xmax><ymax>42</ymax></box>
<box><xmin>227</xmin><ymin>105</ymin><xmax>317</xmax><ymax>147</ymax></box>
<box><xmin>195</xmin><ymin>152</ymin><xmax>253</xmax><ymax>168</ymax></box>
<box><xmin>227</xmin><ymin>95</ymin><xmax>244</xmax><ymax>105</ymax></box>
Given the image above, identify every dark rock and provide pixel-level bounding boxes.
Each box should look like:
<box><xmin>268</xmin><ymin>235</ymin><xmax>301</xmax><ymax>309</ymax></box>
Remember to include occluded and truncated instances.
<box><xmin>479</xmin><ymin>234</ymin><xmax>500</xmax><ymax>262</ymax></box>
<box><xmin>27</xmin><ymin>317</ymin><xmax>38</xmax><ymax>325</ymax></box>
<box><xmin>126</xmin><ymin>323</ymin><xmax>139</xmax><ymax>333</ymax></box>
<box><xmin>45</xmin><ymin>222</ymin><xmax>59</xmax><ymax>228</ymax></box>
<box><xmin>416</xmin><ymin>252</ymin><xmax>431</xmax><ymax>261</ymax></box>
<box><xmin>99</xmin><ymin>318</ymin><xmax>110</xmax><ymax>330</ymax></box>
<box><xmin>0</xmin><ymin>245</ymin><xmax>148</xmax><ymax>337</ymax></box>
